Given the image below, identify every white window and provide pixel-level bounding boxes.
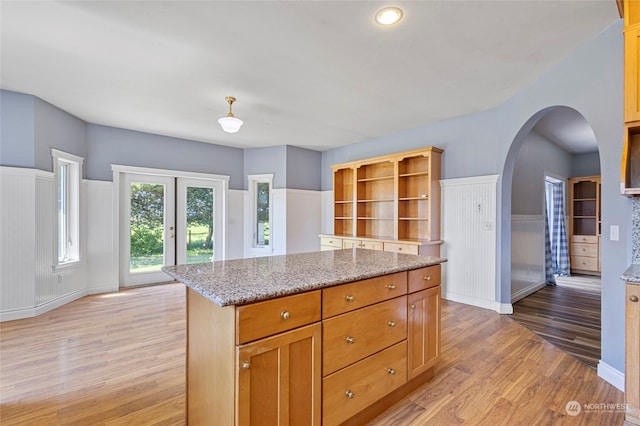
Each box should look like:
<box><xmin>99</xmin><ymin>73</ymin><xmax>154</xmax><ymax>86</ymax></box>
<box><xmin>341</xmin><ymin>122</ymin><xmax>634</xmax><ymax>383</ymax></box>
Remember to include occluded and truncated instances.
<box><xmin>52</xmin><ymin>149</ymin><xmax>83</xmax><ymax>269</ymax></box>
<box><xmin>248</xmin><ymin>174</ymin><xmax>273</xmax><ymax>251</ymax></box>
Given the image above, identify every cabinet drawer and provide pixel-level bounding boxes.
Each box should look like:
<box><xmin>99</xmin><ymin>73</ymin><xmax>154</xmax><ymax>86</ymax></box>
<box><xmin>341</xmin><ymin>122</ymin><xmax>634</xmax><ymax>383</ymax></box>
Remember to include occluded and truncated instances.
<box><xmin>408</xmin><ymin>265</ymin><xmax>441</xmax><ymax>293</ymax></box>
<box><xmin>236</xmin><ymin>291</ymin><xmax>321</xmax><ymax>344</ymax></box>
<box><xmin>320</xmin><ymin>237</ymin><xmax>343</xmax><ymax>248</ymax></box>
<box><xmin>322</xmin><ymin>341</ymin><xmax>407</xmax><ymax>426</ymax></box>
<box><xmin>322</xmin><ymin>272</ymin><xmax>407</xmax><ymax>318</ymax></box>
<box><xmin>570</xmin><ymin>256</ymin><xmax>598</xmax><ymax>272</ymax></box>
<box><xmin>323</xmin><ymin>297</ymin><xmax>407</xmax><ymax>375</ymax></box>
<box><xmin>571</xmin><ymin>242</ymin><xmax>598</xmax><ymax>258</ymax></box>
<box><xmin>342</xmin><ymin>239</ymin><xmax>383</xmax><ymax>250</ymax></box>
<box><xmin>383</xmin><ymin>242</ymin><xmax>419</xmax><ymax>255</ymax></box>
<box><xmin>571</xmin><ymin>235</ymin><xmax>598</xmax><ymax>244</ymax></box>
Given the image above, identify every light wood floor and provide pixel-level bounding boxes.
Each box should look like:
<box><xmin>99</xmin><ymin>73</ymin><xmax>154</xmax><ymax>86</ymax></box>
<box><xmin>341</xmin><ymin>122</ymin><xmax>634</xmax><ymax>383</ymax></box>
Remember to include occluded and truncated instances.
<box><xmin>0</xmin><ymin>284</ymin><xmax>624</xmax><ymax>425</ymax></box>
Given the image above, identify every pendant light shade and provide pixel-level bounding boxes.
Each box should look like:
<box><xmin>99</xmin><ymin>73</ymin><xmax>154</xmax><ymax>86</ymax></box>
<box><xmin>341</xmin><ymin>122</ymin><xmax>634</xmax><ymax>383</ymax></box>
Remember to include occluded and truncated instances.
<box><xmin>218</xmin><ymin>96</ymin><xmax>243</xmax><ymax>133</ymax></box>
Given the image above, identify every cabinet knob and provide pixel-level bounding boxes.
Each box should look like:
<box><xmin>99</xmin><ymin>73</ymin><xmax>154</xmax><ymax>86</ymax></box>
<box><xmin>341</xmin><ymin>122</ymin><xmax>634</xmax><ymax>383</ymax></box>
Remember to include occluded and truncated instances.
<box><xmin>281</xmin><ymin>311</ymin><xmax>290</xmax><ymax>320</ymax></box>
<box><xmin>345</xmin><ymin>294</ymin><xmax>355</xmax><ymax>302</ymax></box>
<box><xmin>423</xmin><ymin>275</ymin><xmax>431</xmax><ymax>281</ymax></box>
<box><xmin>630</xmin><ymin>295</ymin><xmax>639</xmax><ymax>303</ymax></box>
<box><xmin>345</xmin><ymin>336</ymin><xmax>355</xmax><ymax>344</ymax></box>
<box><xmin>386</xmin><ymin>284</ymin><xmax>397</xmax><ymax>290</ymax></box>
<box><xmin>398</xmin><ymin>247</ymin><xmax>402</xmax><ymax>251</ymax></box>
<box><xmin>345</xmin><ymin>390</ymin><xmax>355</xmax><ymax>399</ymax></box>
<box><xmin>387</xmin><ymin>320</ymin><xmax>396</xmax><ymax>327</ymax></box>
<box><xmin>242</xmin><ymin>362</ymin><xmax>251</xmax><ymax>370</ymax></box>
<box><xmin>387</xmin><ymin>368</ymin><xmax>396</xmax><ymax>375</ymax></box>
<box><xmin>410</xmin><ymin>304</ymin><xmax>416</xmax><ymax>310</ymax></box>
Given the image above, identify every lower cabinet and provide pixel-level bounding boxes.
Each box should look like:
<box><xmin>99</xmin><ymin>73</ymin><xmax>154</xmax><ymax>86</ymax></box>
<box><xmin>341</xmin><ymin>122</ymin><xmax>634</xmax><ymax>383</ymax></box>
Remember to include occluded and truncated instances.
<box><xmin>237</xmin><ymin>323</ymin><xmax>322</xmax><ymax>426</ymax></box>
<box><xmin>186</xmin><ymin>266</ymin><xmax>441</xmax><ymax>425</ymax></box>
<box><xmin>627</xmin><ymin>283</ymin><xmax>640</xmax><ymax>425</ymax></box>
<box><xmin>407</xmin><ymin>286</ymin><xmax>441</xmax><ymax>379</ymax></box>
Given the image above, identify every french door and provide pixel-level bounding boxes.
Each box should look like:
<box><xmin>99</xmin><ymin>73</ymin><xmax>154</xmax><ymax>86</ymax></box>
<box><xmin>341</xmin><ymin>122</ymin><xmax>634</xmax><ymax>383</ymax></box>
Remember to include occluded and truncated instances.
<box><xmin>120</xmin><ymin>173</ymin><xmax>225</xmax><ymax>287</ymax></box>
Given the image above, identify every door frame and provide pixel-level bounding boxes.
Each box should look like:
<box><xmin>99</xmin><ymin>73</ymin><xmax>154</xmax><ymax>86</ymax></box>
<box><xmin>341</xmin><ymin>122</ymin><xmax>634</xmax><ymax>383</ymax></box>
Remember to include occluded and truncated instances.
<box><xmin>112</xmin><ymin>165</ymin><xmax>229</xmax><ymax>288</ymax></box>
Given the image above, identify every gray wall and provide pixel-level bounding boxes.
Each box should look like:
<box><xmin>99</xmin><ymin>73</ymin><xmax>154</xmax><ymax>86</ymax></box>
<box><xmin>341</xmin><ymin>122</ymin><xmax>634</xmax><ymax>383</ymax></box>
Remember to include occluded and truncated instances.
<box><xmin>34</xmin><ymin>96</ymin><xmax>87</xmax><ymax>173</ymax></box>
<box><xmin>0</xmin><ymin>90</ymin><xmax>35</xmax><ymax>168</ymax></box>
<box><xmin>243</xmin><ymin>145</ymin><xmax>322</xmax><ymax>191</ymax></box>
<box><xmin>511</xmin><ymin>131</ymin><xmax>573</xmax><ymax>216</ymax></box>
<box><xmin>572</xmin><ymin>151</ymin><xmax>601</xmax><ymax>177</ymax></box>
<box><xmin>286</xmin><ymin>145</ymin><xmax>321</xmax><ymax>191</ymax></box>
<box><xmin>243</xmin><ymin>145</ymin><xmax>287</xmax><ymax>189</ymax></box>
<box><xmin>86</xmin><ymin>124</ymin><xmax>245</xmax><ymax>189</ymax></box>
<box><xmin>321</xmin><ymin>20</ymin><xmax>629</xmax><ymax>374</ymax></box>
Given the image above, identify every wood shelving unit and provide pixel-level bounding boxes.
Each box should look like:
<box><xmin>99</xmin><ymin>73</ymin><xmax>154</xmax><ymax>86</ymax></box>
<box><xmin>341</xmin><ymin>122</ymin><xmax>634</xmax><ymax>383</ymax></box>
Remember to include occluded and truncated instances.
<box><xmin>328</xmin><ymin>147</ymin><xmax>443</xmax><ymax>246</ymax></box>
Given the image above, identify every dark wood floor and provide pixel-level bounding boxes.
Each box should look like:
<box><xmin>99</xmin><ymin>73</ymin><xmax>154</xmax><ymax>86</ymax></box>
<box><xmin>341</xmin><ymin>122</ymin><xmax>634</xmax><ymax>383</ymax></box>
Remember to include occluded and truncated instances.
<box><xmin>511</xmin><ymin>284</ymin><xmax>601</xmax><ymax>369</ymax></box>
<box><xmin>0</xmin><ymin>283</ymin><xmax>623</xmax><ymax>425</ymax></box>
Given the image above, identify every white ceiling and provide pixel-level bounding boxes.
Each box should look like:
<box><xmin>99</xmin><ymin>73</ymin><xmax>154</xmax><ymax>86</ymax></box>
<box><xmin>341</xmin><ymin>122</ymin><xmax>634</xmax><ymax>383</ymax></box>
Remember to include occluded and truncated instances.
<box><xmin>0</xmin><ymin>1</ymin><xmax>619</xmax><ymax>152</ymax></box>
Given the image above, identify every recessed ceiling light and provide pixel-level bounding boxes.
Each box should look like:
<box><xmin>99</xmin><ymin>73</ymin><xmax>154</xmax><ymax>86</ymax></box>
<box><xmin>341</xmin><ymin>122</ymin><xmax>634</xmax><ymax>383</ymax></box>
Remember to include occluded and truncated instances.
<box><xmin>375</xmin><ymin>7</ymin><xmax>403</xmax><ymax>25</ymax></box>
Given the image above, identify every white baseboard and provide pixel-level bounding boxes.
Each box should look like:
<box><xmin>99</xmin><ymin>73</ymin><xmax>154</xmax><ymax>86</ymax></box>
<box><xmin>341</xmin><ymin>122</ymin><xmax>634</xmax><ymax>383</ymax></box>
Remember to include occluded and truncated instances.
<box><xmin>88</xmin><ymin>285</ymin><xmax>119</xmax><ymax>295</ymax></box>
<box><xmin>34</xmin><ymin>289</ymin><xmax>89</xmax><ymax>316</ymax></box>
<box><xmin>443</xmin><ymin>292</ymin><xmax>513</xmax><ymax>314</ymax></box>
<box><xmin>597</xmin><ymin>360</ymin><xmax>625</xmax><ymax>391</ymax></box>
<box><xmin>1</xmin><ymin>289</ymin><xmax>89</xmax><ymax>322</ymax></box>
<box><xmin>511</xmin><ymin>281</ymin><xmax>545</xmax><ymax>304</ymax></box>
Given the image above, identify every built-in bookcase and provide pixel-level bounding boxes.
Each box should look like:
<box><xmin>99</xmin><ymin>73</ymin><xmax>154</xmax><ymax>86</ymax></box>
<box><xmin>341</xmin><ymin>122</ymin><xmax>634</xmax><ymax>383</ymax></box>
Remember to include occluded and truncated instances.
<box><xmin>568</xmin><ymin>175</ymin><xmax>601</xmax><ymax>275</ymax></box>
<box><xmin>330</xmin><ymin>147</ymin><xmax>442</xmax><ymax>243</ymax></box>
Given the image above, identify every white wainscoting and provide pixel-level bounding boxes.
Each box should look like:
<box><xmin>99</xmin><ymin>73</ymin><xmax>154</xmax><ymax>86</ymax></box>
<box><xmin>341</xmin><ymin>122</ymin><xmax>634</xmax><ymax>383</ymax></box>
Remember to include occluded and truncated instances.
<box><xmin>0</xmin><ymin>167</ymin><xmax>38</xmax><ymax>320</ymax></box>
<box><xmin>1</xmin><ymin>167</ymin><xmax>90</xmax><ymax>321</ymax></box>
<box><xmin>320</xmin><ymin>190</ymin><xmax>334</xmax><ymax>235</ymax></box>
<box><xmin>441</xmin><ymin>175</ymin><xmax>510</xmax><ymax>313</ymax></box>
<box><xmin>86</xmin><ymin>180</ymin><xmax>117</xmax><ymax>294</ymax></box>
<box><xmin>227</xmin><ymin>190</ymin><xmax>244</xmax><ymax>260</ymax></box>
<box><xmin>245</xmin><ymin>188</ymin><xmax>322</xmax><ymax>258</ymax></box>
<box><xmin>285</xmin><ymin>189</ymin><xmax>321</xmax><ymax>254</ymax></box>
<box><xmin>511</xmin><ymin>215</ymin><xmax>545</xmax><ymax>303</ymax></box>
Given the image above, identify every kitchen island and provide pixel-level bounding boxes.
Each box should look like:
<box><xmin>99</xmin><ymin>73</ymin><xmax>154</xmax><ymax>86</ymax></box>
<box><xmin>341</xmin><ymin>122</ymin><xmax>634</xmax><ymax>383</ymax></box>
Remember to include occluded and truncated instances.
<box><xmin>163</xmin><ymin>249</ymin><xmax>446</xmax><ymax>425</ymax></box>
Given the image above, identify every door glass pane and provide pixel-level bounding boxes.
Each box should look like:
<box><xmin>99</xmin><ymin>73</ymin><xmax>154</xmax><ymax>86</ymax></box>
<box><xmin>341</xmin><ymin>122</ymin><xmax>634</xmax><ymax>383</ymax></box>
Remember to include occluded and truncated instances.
<box><xmin>185</xmin><ymin>186</ymin><xmax>214</xmax><ymax>264</ymax></box>
<box><xmin>129</xmin><ymin>182</ymin><xmax>165</xmax><ymax>272</ymax></box>
<box><xmin>256</xmin><ymin>182</ymin><xmax>270</xmax><ymax>246</ymax></box>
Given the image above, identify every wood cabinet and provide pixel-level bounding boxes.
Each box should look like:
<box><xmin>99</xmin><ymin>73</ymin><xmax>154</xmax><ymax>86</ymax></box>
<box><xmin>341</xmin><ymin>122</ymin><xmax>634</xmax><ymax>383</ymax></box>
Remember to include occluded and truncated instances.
<box><xmin>568</xmin><ymin>176</ymin><xmax>601</xmax><ymax>275</ymax></box>
<box><xmin>186</xmin><ymin>289</ymin><xmax>322</xmax><ymax>426</ymax></box>
<box><xmin>324</xmin><ymin>147</ymin><xmax>443</xmax><ymax>255</ymax></box>
<box><xmin>627</xmin><ymin>283</ymin><xmax>640</xmax><ymax>425</ymax></box>
<box><xmin>622</xmin><ymin>1</ymin><xmax>640</xmax><ymax>196</ymax></box>
<box><xmin>320</xmin><ymin>234</ymin><xmax>441</xmax><ymax>256</ymax></box>
<box><xmin>186</xmin><ymin>265</ymin><xmax>441</xmax><ymax>425</ymax></box>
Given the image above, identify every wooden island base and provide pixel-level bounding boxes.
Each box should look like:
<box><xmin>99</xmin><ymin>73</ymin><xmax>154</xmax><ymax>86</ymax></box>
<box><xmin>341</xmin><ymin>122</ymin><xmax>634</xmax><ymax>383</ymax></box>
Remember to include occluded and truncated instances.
<box><xmin>185</xmin><ymin>263</ymin><xmax>442</xmax><ymax>425</ymax></box>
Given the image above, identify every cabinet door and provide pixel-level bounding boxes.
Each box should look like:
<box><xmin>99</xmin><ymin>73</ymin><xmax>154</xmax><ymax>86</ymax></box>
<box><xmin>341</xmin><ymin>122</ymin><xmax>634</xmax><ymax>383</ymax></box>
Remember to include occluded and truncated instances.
<box><xmin>626</xmin><ymin>27</ymin><xmax>640</xmax><ymax>123</ymax></box>
<box><xmin>627</xmin><ymin>284</ymin><xmax>640</xmax><ymax>423</ymax></box>
<box><xmin>407</xmin><ymin>287</ymin><xmax>440</xmax><ymax>379</ymax></box>
<box><xmin>237</xmin><ymin>323</ymin><xmax>321</xmax><ymax>426</ymax></box>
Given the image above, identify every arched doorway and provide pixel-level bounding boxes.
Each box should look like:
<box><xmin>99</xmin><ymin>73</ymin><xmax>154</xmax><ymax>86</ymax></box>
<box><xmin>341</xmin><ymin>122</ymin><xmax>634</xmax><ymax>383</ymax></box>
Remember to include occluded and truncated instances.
<box><xmin>503</xmin><ymin>106</ymin><xmax>602</xmax><ymax>368</ymax></box>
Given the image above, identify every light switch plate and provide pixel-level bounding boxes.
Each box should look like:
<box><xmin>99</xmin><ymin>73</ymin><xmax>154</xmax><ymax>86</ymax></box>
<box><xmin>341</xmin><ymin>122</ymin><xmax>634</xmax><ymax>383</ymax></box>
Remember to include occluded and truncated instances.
<box><xmin>610</xmin><ymin>225</ymin><xmax>619</xmax><ymax>241</ymax></box>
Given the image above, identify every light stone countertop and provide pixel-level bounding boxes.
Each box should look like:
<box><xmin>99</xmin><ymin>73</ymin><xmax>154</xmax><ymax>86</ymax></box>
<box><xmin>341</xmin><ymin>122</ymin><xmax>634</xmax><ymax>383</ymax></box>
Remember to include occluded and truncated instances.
<box><xmin>162</xmin><ymin>248</ymin><xmax>447</xmax><ymax>306</ymax></box>
<box><xmin>622</xmin><ymin>264</ymin><xmax>640</xmax><ymax>284</ymax></box>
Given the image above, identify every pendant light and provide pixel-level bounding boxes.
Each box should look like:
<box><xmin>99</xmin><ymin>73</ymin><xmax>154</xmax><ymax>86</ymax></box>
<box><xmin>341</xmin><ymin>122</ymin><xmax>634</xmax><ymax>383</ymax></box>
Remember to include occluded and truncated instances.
<box><xmin>218</xmin><ymin>96</ymin><xmax>243</xmax><ymax>133</ymax></box>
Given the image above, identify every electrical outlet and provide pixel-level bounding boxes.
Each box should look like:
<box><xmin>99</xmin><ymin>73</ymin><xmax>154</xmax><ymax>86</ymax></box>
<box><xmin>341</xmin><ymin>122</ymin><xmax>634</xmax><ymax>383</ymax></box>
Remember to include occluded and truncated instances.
<box><xmin>610</xmin><ymin>225</ymin><xmax>619</xmax><ymax>241</ymax></box>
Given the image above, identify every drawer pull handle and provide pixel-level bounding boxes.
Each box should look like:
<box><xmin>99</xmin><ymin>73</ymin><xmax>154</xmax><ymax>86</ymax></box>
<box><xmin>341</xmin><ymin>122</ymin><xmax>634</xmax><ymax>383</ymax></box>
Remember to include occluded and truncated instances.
<box><xmin>423</xmin><ymin>275</ymin><xmax>431</xmax><ymax>281</ymax></box>
<box><xmin>386</xmin><ymin>284</ymin><xmax>397</xmax><ymax>290</ymax></box>
<box><xmin>345</xmin><ymin>336</ymin><xmax>355</xmax><ymax>344</ymax></box>
<box><xmin>387</xmin><ymin>320</ymin><xmax>396</xmax><ymax>327</ymax></box>
<box><xmin>345</xmin><ymin>390</ymin><xmax>355</xmax><ymax>399</ymax></box>
<box><xmin>398</xmin><ymin>247</ymin><xmax>402</xmax><ymax>251</ymax></box>
<box><xmin>281</xmin><ymin>311</ymin><xmax>291</xmax><ymax>320</ymax></box>
<box><xmin>345</xmin><ymin>294</ymin><xmax>355</xmax><ymax>302</ymax></box>
<box><xmin>410</xmin><ymin>304</ymin><xmax>416</xmax><ymax>310</ymax></box>
<box><xmin>242</xmin><ymin>362</ymin><xmax>251</xmax><ymax>370</ymax></box>
<box><xmin>387</xmin><ymin>368</ymin><xmax>396</xmax><ymax>375</ymax></box>
<box><xmin>631</xmin><ymin>295</ymin><xmax>639</xmax><ymax>303</ymax></box>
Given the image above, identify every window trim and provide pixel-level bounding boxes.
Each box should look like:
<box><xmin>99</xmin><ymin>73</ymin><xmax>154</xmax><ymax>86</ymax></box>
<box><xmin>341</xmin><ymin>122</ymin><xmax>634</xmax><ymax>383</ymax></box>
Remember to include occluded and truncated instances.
<box><xmin>248</xmin><ymin>174</ymin><xmax>273</xmax><ymax>253</ymax></box>
<box><xmin>52</xmin><ymin>149</ymin><xmax>83</xmax><ymax>271</ymax></box>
